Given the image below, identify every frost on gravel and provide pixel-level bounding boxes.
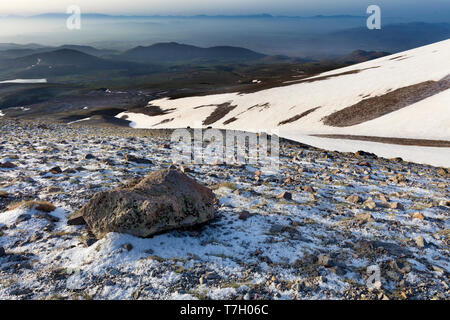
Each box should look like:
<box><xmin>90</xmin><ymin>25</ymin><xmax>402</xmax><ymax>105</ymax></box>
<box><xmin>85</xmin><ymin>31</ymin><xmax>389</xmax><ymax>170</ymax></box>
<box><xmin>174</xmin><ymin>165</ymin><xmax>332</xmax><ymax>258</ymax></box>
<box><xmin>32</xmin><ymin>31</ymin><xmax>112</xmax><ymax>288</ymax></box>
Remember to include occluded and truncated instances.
<box><xmin>0</xmin><ymin>119</ymin><xmax>448</xmax><ymax>300</ymax></box>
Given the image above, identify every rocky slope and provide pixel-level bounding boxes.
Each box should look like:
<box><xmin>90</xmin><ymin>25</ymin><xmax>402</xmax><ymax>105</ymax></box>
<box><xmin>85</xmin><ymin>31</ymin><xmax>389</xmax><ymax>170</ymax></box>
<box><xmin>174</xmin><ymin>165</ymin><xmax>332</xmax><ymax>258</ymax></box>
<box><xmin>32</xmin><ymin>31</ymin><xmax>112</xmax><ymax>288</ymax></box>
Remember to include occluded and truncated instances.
<box><xmin>0</xmin><ymin>119</ymin><xmax>448</xmax><ymax>300</ymax></box>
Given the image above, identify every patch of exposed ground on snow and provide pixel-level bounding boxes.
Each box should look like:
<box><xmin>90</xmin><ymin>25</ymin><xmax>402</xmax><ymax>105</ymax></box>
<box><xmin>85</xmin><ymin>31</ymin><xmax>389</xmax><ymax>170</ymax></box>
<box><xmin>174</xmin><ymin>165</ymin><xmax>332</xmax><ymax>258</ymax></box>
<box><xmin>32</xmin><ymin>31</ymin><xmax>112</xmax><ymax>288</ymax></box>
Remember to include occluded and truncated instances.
<box><xmin>0</xmin><ymin>119</ymin><xmax>448</xmax><ymax>300</ymax></box>
<box><xmin>322</xmin><ymin>75</ymin><xmax>450</xmax><ymax>127</ymax></box>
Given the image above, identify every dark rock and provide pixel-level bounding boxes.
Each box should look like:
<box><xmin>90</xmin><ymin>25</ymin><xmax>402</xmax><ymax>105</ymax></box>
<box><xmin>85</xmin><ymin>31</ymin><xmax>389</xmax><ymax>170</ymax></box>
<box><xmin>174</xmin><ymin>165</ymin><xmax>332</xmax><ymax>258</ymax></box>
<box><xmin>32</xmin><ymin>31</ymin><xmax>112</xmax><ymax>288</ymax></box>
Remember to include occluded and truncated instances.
<box><xmin>355</xmin><ymin>150</ymin><xmax>377</xmax><ymax>158</ymax></box>
<box><xmin>357</xmin><ymin>161</ymin><xmax>371</xmax><ymax>167</ymax></box>
<box><xmin>67</xmin><ymin>213</ymin><xmax>87</xmax><ymax>226</ymax></box>
<box><xmin>35</xmin><ymin>212</ymin><xmax>59</xmax><ymax>223</ymax></box>
<box><xmin>370</xmin><ymin>241</ymin><xmax>412</xmax><ymax>257</ymax></box>
<box><xmin>0</xmin><ymin>161</ymin><xmax>17</xmax><ymax>169</ymax></box>
<box><xmin>83</xmin><ymin>238</ymin><xmax>97</xmax><ymax>247</ymax></box>
<box><xmin>124</xmin><ymin>154</ymin><xmax>152</xmax><ymax>165</ymax></box>
<box><xmin>49</xmin><ymin>166</ymin><xmax>62</xmax><ymax>174</ymax></box>
<box><xmin>16</xmin><ymin>214</ymin><xmax>31</xmax><ymax>224</ymax></box>
<box><xmin>277</xmin><ymin>192</ymin><xmax>292</xmax><ymax>200</ymax></box>
<box><xmin>302</xmin><ymin>186</ymin><xmax>315</xmax><ymax>193</ymax></box>
<box><xmin>239</xmin><ymin>211</ymin><xmax>251</xmax><ymax>220</ymax></box>
<box><xmin>122</xmin><ymin>243</ymin><xmax>133</xmax><ymax>251</ymax></box>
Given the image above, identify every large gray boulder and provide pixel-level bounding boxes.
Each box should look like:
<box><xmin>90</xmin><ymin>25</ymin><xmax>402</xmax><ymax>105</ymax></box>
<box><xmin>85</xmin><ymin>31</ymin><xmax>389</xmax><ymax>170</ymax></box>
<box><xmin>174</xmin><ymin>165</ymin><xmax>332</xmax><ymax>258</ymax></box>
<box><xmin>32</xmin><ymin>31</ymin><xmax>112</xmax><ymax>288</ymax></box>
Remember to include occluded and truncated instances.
<box><xmin>79</xmin><ymin>168</ymin><xmax>216</xmax><ymax>238</ymax></box>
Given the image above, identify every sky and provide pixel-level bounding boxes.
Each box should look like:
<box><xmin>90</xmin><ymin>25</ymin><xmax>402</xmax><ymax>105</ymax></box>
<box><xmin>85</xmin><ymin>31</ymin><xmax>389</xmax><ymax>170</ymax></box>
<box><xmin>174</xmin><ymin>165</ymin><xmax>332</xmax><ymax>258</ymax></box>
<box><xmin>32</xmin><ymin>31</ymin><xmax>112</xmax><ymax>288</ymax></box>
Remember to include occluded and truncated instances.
<box><xmin>1</xmin><ymin>0</ymin><xmax>449</xmax><ymax>20</ymax></box>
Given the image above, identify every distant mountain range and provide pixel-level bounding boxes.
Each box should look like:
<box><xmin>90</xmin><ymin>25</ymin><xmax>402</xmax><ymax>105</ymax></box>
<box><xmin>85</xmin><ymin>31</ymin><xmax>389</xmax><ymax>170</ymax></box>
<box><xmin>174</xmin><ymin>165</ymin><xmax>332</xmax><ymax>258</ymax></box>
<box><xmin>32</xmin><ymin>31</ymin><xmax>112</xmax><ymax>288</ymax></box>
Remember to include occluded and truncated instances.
<box><xmin>6</xmin><ymin>13</ymin><xmax>366</xmax><ymax>19</ymax></box>
<box><xmin>0</xmin><ymin>41</ymin><xmax>391</xmax><ymax>78</ymax></box>
<box><xmin>326</xmin><ymin>22</ymin><xmax>450</xmax><ymax>53</ymax></box>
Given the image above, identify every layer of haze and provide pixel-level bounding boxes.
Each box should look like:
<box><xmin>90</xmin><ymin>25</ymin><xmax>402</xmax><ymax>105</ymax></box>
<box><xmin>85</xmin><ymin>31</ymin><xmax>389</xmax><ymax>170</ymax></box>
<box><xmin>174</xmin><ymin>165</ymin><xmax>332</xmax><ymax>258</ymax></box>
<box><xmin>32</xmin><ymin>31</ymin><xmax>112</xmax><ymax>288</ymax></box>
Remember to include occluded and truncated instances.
<box><xmin>0</xmin><ymin>1</ymin><xmax>449</xmax><ymax>57</ymax></box>
<box><xmin>1</xmin><ymin>0</ymin><xmax>450</xmax><ymax>21</ymax></box>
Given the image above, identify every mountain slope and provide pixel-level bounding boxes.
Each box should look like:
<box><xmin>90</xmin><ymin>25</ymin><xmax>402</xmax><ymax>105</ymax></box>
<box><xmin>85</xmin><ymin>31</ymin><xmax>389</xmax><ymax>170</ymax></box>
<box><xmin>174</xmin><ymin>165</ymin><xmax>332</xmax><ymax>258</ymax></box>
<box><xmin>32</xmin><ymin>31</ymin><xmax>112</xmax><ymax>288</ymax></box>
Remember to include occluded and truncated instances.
<box><xmin>119</xmin><ymin>42</ymin><xmax>266</xmax><ymax>64</ymax></box>
<box><xmin>312</xmin><ymin>22</ymin><xmax>450</xmax><ymax>55</ymax></box>
<box><xmin>117</xmin><ymin>39</ymin><xmax>450</xmax><ymax>166</ymax></box>
<box><xmin>334</xmin><ymin>50</ymin><xmax>391</xmax><ymax>64</ymax></box>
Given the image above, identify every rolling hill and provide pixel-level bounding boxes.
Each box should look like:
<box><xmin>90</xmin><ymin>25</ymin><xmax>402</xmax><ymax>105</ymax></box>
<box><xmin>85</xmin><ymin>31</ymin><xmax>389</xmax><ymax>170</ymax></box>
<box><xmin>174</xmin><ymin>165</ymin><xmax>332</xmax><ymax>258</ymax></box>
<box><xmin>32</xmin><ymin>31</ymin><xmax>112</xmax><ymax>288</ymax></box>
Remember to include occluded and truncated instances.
<box><xmin>116</xmin><ymin>39</ymin><xmax>450</xmax><ymax>167</ymax></box>
<box><xmin>119</xmin><ymin>42</ymin><xmax>267</xmax><ymax>64</ymax></box>
<box><xmin>0</xmin><ymin>49</ymin><xmax>156</xmax><ymax>78</ymax></box>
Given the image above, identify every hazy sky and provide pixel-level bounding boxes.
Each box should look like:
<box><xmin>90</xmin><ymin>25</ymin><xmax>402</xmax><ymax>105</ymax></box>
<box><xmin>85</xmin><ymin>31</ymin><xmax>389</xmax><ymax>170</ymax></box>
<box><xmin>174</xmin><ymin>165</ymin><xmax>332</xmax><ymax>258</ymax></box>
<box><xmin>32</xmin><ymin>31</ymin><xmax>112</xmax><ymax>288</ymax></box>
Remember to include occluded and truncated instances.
<box><xmin>1</xmin><ymin>0</ymin><xmax>449</xmax><ymax>19</ymax></box>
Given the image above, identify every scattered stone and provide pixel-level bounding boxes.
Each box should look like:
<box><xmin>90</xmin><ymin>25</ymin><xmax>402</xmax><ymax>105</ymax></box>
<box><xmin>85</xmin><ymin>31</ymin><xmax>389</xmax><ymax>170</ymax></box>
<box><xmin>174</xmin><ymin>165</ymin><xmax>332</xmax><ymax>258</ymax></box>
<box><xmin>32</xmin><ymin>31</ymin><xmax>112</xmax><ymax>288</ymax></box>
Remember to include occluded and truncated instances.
<box><xmin>180</xmin><ymin>166</ymin><xmax>192</xmax><ymax>173</ymax></box>
<box><xmin>302</xmin><ymin>186</ymin><xmax>315</xmax><ymax>193</ymax></box>
<box><xmin>346</xmin><ymin>195</ymin><xmax>361</xmax><ymax>204</ymax></box>
<box><xmin>415</xmin><ymin>236</ymin><xmax>425</xmax><ymax>248</ymax></box>
<box><xmin>412</xmin><ymin>212</ymin><xmax>425</xmax><ymax>220</ymax></box>
<box><xmin>124</xmin><ymin>154</ymin><xmax>152</xmax><ymax>165</ymax></box>
<box><xmin>355</xmin><ymin>213</ymin><xmax>372</xmax><ymax>224</ymax></box>
<box><xmin>358</xmin><ymin>161</ymin><xmax>371</xmax><ymax>167</ymax></box>
<box><xmin>79</xmin><ymin>168</ymin><xmax>216</xmax><ymax>238</ymax></box>
<box><xmin>391</xmin><ymin>174</ymin><xmax>407</xmax><ymax>184</ymax></box>
<box><xmin>393</xmin><ymin>260</ymin><xmax>411</xmax><ymax>274</ymax></box>
<box><xmin>239</xmin><ymin>211</ymin><xmax>251</xmax><ymax>220</ymax></box>
<box><xmin>378</xmin><ymin>194</ymin><xmax>390</xmax><ymax>203</ymax></box>
<box><xmin>432</xmin><ymin>266</ymin><xmax>444</xmax><ymax>273</ymax></box>
<box><xmin>83</xmin><ymin>238</ymin><xmax>97</xmax><ymax>247</ymax></box>
<box><xmin>438</xmin><ymin>200</ymin><xmax>449</xmax><ymax>207</ymax></box>
<box><xmin>363</xmin><ymin>199</ymin><xmax>377</xmax><ymax>210</ymax></box>
<box><xmin>45</xmin><ymin>186</ymin><xmax>62</xmax><ymax>193</ymax></box>
<box><xmin>84</xmin><ymin>154</ymin><xmax>96</xmax><ymax>160</ymax></box>
<box><xmin>437</xmin><ymin>167</ymin><xmax>448</xmax><ymax>176</ymax></box>
<box><xmin>63</xmin><ymin>168</ymin><xmax>77</xmax><ymax>174</ymax></box>
<box><xmin>122</xmin><ymin>243</ymin><xmax>133</xmax><ymax>251</ymax></box>
<box><xmin>49</xmin><ymin>166</ymin><xmax>62</xmax><ymax>174</ymax></box>
<box><xmin>0</xmin><ymin>161</ymin><xmax>17</xmax><ymax>169</ymax></box>
<box><xmin>277</xmin><ymin>191</ymin><xmax>292</xmax><ymax>200</ymax></box>
<box><xmin>355</xmin><ymin>150</ymin><xmax>377</xmax><ymax>158</ymax></box>
<box><xmin>437</xmin><ymin>182</ymin><xmax>446</xmax><ymax>188</ymax></box>
<box><xmin>317</xmin><ymin>255</ymin><xmax>335</xmax><ymax>267</ymax></box>
<box><xmin>388</xmin><ymin>202</ymin><xmax>404</xmax><ymax>210</ymax></box>
<box><xmin>0</xmin><ymin>247</ymin><xmax>5</xmax><ymax>257</ymax></box>
<box><xmin>283</xmin><ymin>177</ymin><xmax>292</xmax><ymax>184</ymax></box>
<box><xmin>370</xmin><ymin>241</ymin><xmax>412</xmax><ymax>257</ymax></box>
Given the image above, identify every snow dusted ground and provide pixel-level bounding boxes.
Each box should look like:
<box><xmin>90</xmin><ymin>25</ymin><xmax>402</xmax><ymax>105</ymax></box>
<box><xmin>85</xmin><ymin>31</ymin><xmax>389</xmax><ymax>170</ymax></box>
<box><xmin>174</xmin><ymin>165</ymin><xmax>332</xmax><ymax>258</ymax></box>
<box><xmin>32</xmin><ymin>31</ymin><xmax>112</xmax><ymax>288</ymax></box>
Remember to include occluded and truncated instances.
<box><xmin>0</xmin><ymin>119</ymin><xmax>448</xmax><ymax>300</ymax></box>
<box><xmin>116</xmin><ymin>39</ymin><xmax>450</xmax><ymax>167</ymax></box>
<box><xmin>0</xmin><ymin>79</ymin><xmax>47</xmax><ymax>84</ymax></box>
